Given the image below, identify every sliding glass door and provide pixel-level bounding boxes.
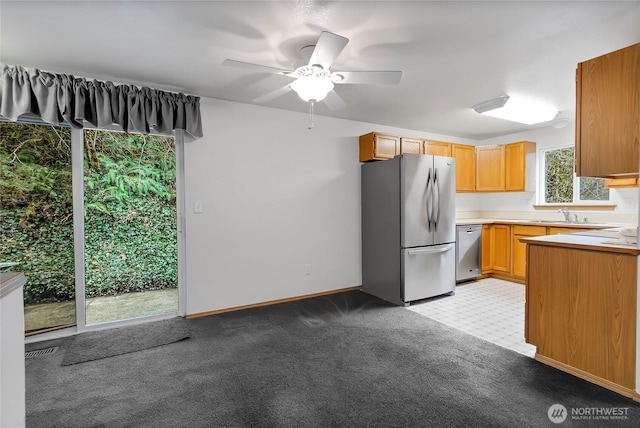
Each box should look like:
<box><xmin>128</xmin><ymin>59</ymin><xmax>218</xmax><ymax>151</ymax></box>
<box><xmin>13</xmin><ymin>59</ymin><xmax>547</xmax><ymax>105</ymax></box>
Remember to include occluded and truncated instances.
<box><xmin>0</xmin><ymin>122</ymin><xmax>76</xmax><ymax>333</ymax></box>
<box><xmin>82</xmin><ymin>129</ymin><xmax>178</xmax><ymax>325</ymax></box>
<box><xmin>0</xmin><ymin>121</ymin><xmax>182</xmax><ymax>335</ymax></box>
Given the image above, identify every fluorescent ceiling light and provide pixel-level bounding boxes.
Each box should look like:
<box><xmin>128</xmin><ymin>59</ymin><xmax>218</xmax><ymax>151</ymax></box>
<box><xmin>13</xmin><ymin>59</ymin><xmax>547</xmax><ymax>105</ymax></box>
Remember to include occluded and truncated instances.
<box><xmin>472</xmin><ymin>95</ymin><xmax>557</xmax><ymax>125</ymax></box>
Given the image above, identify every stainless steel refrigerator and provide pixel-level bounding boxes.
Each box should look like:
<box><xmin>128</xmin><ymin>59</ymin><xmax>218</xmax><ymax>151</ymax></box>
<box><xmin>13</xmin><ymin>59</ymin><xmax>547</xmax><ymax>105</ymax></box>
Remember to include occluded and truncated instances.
<box><xmin>361</xmin><ymin>153</ymin><xmax>456</xmax><ymax>306</ymax></box>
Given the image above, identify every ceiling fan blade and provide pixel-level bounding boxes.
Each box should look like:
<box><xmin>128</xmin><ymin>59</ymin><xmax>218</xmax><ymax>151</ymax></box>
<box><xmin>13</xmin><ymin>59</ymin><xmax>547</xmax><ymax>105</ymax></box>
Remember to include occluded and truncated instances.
<box><xmin>308</xmin><ymin>31</ymin><xmax>349</xmax><ymax>69</ymax></box>
<box><xmin>334</xmin><ymin>71</ymin><xmax>403</xmax><ymax>85</ymax></box>
<box><xmin>253</xmin><ymin>84</ymin><xmax>293</xmax><ymax>103</ymax></box>
<box><xmin>322</xmin><ymin>90</ymin><xmax>346</xmax><ymax>111</ymax></box>
<box><xmin>222</xmin><ymin>59</ymin><xmax>292</xmax><ymax>75</ymax></box>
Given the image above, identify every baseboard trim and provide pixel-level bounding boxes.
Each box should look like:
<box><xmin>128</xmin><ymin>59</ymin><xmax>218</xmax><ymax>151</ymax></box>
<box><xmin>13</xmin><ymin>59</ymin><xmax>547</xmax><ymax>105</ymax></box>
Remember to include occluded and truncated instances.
<box><xmin>534</xmin><ymin>354</ymin><xmax>636</xmax><ymax>399</ymax></box>
<box><xmin>186</xmin><ymin>286</ymin><xmax>363</xmax><ymax>319</ymax></box>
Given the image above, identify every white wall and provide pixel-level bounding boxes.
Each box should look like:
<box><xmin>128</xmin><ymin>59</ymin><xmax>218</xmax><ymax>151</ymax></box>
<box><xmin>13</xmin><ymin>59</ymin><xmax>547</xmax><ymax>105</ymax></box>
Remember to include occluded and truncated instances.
<box><xmin>183</xmin><ymin>98</ymin><xmax>638</xmax><ymax>315</ymax></box>
<box><xmin>182</xmin><ymin>98</ymin><xmax>475</xmax><ymax>315</ymax></box>
<box><xmin>458</xmin><ymin>124</ymin><xmax>639</xmax><ymax>223</ymax></box>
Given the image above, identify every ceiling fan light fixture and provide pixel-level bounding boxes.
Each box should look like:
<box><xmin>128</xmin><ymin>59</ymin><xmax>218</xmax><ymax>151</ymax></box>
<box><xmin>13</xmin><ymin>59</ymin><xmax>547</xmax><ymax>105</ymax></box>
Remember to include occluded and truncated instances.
<box><xmin>290</xmin><ymin>76</ymin><xmax>334</xmax><ymax>102</ymax></box>
<box><xmin>473</xmin><ymin>95</ymin><xmax>557</xmax><ymax>125</ymax></box>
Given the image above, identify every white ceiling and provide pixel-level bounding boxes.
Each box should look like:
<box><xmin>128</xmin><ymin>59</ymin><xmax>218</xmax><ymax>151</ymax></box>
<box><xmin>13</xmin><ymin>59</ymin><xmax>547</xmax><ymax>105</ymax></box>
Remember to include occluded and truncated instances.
<box><xmin>1</xmin><ymin>0</ymin><xmax>639</xmax><ymax>140</ymax></box>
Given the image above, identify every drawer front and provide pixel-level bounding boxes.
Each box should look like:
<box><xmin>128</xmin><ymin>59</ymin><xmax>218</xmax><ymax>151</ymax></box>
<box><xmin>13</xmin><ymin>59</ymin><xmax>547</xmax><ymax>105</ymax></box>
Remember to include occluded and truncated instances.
<box><xmin>513</xmin><ymin>225</ymin><xmax>547</xmax><ymax>236</ymax></box>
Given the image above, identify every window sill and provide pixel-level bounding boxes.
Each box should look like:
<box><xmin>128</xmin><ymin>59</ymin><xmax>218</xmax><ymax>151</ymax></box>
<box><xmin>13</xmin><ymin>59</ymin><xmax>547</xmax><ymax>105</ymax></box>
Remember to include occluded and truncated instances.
<box><xmin>532</xmin><ymin>204</ymin><xmax>616</xmax><ymax>211</ymax></box>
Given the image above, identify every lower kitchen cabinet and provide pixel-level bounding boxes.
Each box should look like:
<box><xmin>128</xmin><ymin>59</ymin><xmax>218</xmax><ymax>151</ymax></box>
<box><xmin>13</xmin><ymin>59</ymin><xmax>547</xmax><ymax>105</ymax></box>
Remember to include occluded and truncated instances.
<box><xmin>480</xmin><ymin>223</ymin><xmax>602</xmax><ymax>282</ymax></box>
<box><xmin>526</xmin><ymin>242</ymin><xmax>637</xmax><ymax>394</ymax></box>
<box><xmin>491</xmin><ymin>225</ymin><xmax>511</xmax><ymax>273</ymax></box>
<box><xmin>512</xmin><ymin>225</ymin><xmax>547</xmax><ymax>279</ymax></box>
<box><xmin>481</xmin><ymin>224</ymin><xmax>511</xmax><ymax>275</ymax></box>
<box><xmin>481</xmin><ymin>225</ymin><xmax>492</xmax><ymax>274</ymax></box>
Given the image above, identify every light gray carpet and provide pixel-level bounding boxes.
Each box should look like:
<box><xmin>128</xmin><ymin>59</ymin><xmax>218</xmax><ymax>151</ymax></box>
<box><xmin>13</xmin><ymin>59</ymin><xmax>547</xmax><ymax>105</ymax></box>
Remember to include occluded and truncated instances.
<box><xmin>60</xmin><ymin>316</ymin><xmax>190</xmax><ymax>365</ymax></box>
<box><xmin>26</xmin><ymin>290</ymin><xmax>639</xmax><ymax>427</ymax></box>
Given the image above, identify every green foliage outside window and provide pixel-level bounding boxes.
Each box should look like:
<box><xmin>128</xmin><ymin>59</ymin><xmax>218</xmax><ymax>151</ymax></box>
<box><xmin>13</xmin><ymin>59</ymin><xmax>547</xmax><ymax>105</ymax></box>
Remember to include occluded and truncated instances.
<box><xmin>0</xmin><ymin>122</ymin><xmax>177</xmax><ymax>304</ymax></box>
<box><xmin>544</xmin><ymin>147</ymin><xmax>574</xmax><ymax>203</ymax></box>
<box><xmin>544</xmin><ymin>146</ymin><xmax>609</xmax><ymax>203</ymax></box>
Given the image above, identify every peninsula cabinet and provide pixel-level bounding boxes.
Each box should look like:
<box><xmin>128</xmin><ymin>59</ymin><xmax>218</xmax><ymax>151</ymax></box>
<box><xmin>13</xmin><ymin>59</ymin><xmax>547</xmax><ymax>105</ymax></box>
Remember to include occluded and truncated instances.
<box><xmin>424</xmin><ymin>140</ymin><xmax>452</xmax><ymax>157</ymax></box>
<box><xmin>525</xmin><ymin>241</ymin><xmax>638</xmax><ymax>397</ymax></box>
<box><xmin>451</xmin><ymin>143</ymin><xmax>476</xmax><ymax>192</ymax></box>
<box><xmin>400</xmin><ymin>137</ymin><xmax>423</xmax><ymax>155</ymax></box>
<box><xmin>475</xmin><ymin>145</ymin><xmax>505</xmax><ymax>191</ymax></box>
<box><xmin>359</xmin><ymin>132</ymin><xmax>399</xmax><ymax>162</ymax></box>
<box><xmin>575</xmin><ymin>43</ymin><xmax>639</xmax><ymax>178</ymax></box>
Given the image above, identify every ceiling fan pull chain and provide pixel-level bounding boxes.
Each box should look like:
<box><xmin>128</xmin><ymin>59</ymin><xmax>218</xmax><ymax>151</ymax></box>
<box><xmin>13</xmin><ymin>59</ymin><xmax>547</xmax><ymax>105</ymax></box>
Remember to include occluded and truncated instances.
<box><xmin>308</xmin><ymin>101</ymin><xmax>315</xmax><ymax>130</ymax></box>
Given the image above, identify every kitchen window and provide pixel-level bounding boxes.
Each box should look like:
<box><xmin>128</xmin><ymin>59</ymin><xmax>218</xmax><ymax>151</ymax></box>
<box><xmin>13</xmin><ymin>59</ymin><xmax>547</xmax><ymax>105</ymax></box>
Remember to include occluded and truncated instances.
<box><xmin>539</xmin><ymin>146</ymin><xmax>610</xmax><ymax>204</ymax></box>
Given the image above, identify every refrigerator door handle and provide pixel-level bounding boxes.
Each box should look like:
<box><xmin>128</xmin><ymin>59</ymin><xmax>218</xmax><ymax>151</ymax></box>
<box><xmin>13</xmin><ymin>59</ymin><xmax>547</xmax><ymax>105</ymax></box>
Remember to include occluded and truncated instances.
<box><xmin>407</xmin><ymin>245</ymin><xmax>454</xmax><ymax>255</ymax></box>
<box><xmin>426</xmin><ymin>167</ymin><xmax>433</xmax><ymax>231</ymax></box>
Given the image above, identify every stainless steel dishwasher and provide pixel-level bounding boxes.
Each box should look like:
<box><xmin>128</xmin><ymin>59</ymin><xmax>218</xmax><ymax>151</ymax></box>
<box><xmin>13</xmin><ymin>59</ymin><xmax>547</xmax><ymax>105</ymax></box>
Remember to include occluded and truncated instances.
<box><xmin>456</xmin><ymin>225</ymin><xmax>482</xmax><ymax>282</ymax></box>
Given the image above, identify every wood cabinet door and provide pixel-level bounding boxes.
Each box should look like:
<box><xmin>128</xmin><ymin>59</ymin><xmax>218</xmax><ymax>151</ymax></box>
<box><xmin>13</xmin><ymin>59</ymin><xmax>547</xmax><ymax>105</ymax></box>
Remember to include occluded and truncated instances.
<box><xmin>504</xmin><ymin>141</ymin><xmax>535</xmax><ymax>192</ymax></box>
<box><xmin>512</xmin><ymin>235</ymin><xmax>527</xmax><ymax>279</ymax></box>
<box><xmin>512</xmin><ymin>225</ymin><xmax>547</xmax><ymax>279</ymax></box>
<box><xmin>451</xmin><ymin>144</ymin><xmax>476</xmax><ymax>192</ymax></box>
<box><xmin>604</xmin><ymin>178</ymin><xmax>639</xmax><ymax>188</ymax></box>
<box><xmin>481</xmin><ymin>225</ymin><xmax>492</xmax><ymax>273</ymax></box>
<box><xmin>400</xmin><ymin>137</ymin><xmax>423</xmax><ymax>155</ymax></box>
<box><xmin>576</xmin><ymin>43</ymin><xmax>639</xmax><ymax>177</ymax></box>
<box><xmin>424</xmin><ymin>140</ymin><xmax>451</xmax><ymax>157</ymax></box>
<box><xmin>476</xmin><ymin>145</ymin><xmax>505</xmax><ymax>191</ymax></box>
<box><xmin>359</xmin><ymin>132</ymin><xmax>399</xmax><ymax>161</ymax></box>
<box><xmin>374</xmin><ymin>134</ymin><xmax>400</xmax><ymax>159</ymax></box>
<box><xmin>527</xmin><ymin>245</ymin><xmax>637</xmax><ymax>389</ymax></box>
<box><xmin>491</xmin><ymin>224</ymin><xmax>511</xmax><ymax>273</ymax></box>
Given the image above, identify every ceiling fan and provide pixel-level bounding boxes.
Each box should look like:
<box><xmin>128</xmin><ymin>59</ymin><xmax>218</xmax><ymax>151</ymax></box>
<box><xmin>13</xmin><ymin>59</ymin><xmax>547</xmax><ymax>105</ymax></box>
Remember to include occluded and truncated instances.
<box><xmin>221</xmin><ymin>31</ymin><xmax>403</xmax><ymax>116</ymax></box>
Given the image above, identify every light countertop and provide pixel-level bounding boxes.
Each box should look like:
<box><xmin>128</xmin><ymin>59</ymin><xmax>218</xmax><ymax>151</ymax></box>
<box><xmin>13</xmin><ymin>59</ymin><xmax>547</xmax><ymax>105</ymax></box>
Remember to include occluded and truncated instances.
<box><xmin>520</xmin><ymin>234</ymin><xmax>640</xmax><ymax>255</ymax></box>
<box><xmin>455</xmin><ymin>218</ymin><xmax>629</xmax><ymax>229</ymax></box>
<box><xmin>0</xmin><ymin>271</ymin><xmax>27</xmax><ymax>299</ymax></box>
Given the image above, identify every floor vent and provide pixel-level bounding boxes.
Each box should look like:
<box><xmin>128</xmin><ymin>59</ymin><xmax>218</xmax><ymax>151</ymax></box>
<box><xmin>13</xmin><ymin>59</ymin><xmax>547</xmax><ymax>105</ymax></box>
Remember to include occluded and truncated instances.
<box><xmin>25</xmin><ymin>347</ymin><xmax>58</xmax><ymax>359</ymax></box>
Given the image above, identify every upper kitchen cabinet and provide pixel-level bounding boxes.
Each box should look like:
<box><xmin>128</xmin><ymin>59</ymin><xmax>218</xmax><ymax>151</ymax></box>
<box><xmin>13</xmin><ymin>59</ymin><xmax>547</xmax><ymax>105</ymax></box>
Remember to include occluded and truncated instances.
<box><xmin>505</xmin><ymin>141</ymin><xmax>536</xmax><ymax>192</ymax></box>
<box><xmin>359</xmin><ymin>132</ymin><xmax>400</xmax><ymax>162</ymax></box>
<box><xmin>575</xmin><ymin>43</ymin><xmax>640</xmax><ymax>178</ymax></box>
<box><xmin>475</xmin><ymin>145</ymin><xmax>505</xmax><ymax>191</ymax></box>
<box><xmin>604</xmin><ymin>177</ymin><xmax>639</xmax><ymax>188</ymax></box>
<box><xmin>451</xmin><ymin>144</ymin><xmax>476</xmax><ymax>192</ymax></box>
<box><xmin>424</xmin><ymin>140</ymin><xmax>452</xmax><ymax>157</ymax></box>
<box><xmin>400</xmin><ymin>137</ymin><xmax>424</xmax><ymax>155</ymax></box>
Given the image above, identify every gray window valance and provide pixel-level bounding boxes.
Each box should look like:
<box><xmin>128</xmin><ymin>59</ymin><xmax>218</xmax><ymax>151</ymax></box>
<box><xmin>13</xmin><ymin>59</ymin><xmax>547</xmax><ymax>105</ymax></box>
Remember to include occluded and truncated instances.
<box><xmin>0</xmin><ymin>63</ymin><xmax>202</xmax><ymax>138</ymax></box>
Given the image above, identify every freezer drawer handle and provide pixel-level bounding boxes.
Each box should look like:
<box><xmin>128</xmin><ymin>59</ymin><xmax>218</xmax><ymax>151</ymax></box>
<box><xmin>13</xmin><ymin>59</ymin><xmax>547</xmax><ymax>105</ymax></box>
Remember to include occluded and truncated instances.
<box><xmin>407</xmin><ymin>245</ymin><xmax>453</xmax><ymax>255</ymax></box>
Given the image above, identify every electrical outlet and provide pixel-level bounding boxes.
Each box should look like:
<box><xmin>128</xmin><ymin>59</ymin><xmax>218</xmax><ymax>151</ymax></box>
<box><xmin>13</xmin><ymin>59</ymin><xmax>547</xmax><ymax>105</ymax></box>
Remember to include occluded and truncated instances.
<box><xmin>305</xmin><ymin>264</ymin><xmax>312</xmax><ymax>275</ymax></box>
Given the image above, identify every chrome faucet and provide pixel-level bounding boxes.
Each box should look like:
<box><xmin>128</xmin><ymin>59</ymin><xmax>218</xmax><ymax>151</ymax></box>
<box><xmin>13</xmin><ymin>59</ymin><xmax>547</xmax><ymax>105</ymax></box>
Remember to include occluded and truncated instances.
<box><xmin>558</xmin><ymin>208</ymin><xmax>571</xmax><ymax>223</ymax></box>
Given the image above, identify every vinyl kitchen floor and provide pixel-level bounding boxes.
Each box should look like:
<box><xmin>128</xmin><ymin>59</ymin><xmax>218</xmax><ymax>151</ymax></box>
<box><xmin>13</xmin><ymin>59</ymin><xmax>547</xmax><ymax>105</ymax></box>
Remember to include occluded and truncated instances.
<box><xmin>407</xmin><ymin>278</ymin><xmax>536</xmax><ymax>358</ymax></box>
